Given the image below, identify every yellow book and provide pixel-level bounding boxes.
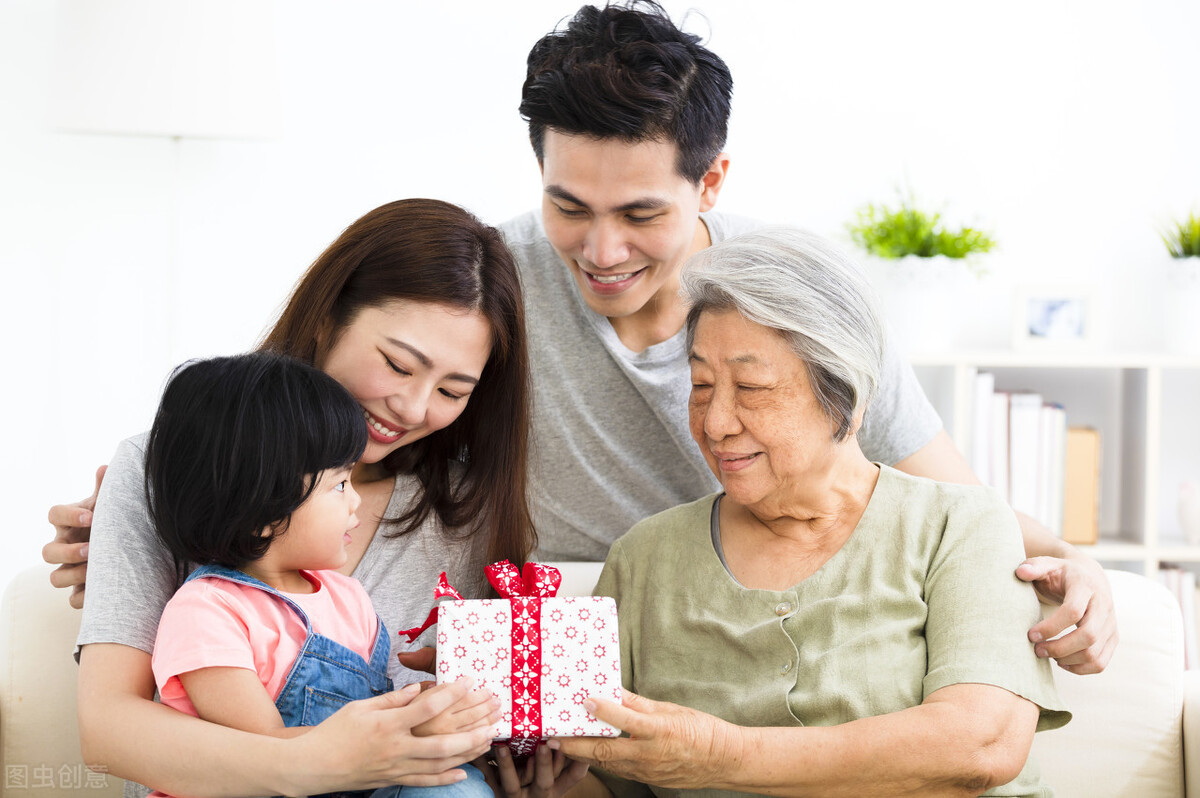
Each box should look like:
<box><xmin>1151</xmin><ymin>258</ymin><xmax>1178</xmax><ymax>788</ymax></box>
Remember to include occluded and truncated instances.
<box><xmin>1062</xmin><ymin>427</ymin><xmax>1101</xmax><ymax>545</ymax></box>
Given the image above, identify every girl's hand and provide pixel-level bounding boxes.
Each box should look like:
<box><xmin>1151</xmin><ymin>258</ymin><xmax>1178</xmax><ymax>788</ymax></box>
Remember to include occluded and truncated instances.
<box><xmin>43</xmin><ymin>465</ymin><xmax>106</xmax><ymax>608</ymax></box>
<box><xmin>479</xmin><ymin>743</ymin><xmax>589</xmax><ymax>798</ymax></box>
<box><xmin>550</xmin><ymin>690</ymin><xmax>741</xmax><ymax>789</ymax></box>
<box><xmin>294</xmin><ymin>679</ymin><xmax>497</xmax><ymax>791</ymax></box>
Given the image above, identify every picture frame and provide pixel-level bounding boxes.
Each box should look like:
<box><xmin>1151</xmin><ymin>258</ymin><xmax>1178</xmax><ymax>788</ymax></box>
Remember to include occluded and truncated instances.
<box><xmin>1012</xmin><ymin>286</ymin><xmax>1093</xmax><ymax>348</ymax></box>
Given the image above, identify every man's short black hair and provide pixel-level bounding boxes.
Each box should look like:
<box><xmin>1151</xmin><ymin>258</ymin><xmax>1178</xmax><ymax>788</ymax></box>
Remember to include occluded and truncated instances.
<box><xmin>520</xmin><ymin>1</ymin><xmax>734</xmax><ymax>184</ymax></box>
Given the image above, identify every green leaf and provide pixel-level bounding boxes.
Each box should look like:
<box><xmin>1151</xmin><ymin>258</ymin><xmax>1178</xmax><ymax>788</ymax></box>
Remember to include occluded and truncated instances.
<box><xmin>1161</xmin><ymin>212</ymin><xmax>1200</xmax><ymax>258</ymax></box>
<box><xmin>846</xmin><ymin>191</ymin><xmax>995</xmax><ymax>261</ymax></box>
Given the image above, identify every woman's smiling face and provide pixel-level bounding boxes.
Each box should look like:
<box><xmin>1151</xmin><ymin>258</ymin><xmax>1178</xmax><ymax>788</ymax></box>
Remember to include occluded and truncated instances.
<box><xmin>316</xmin><ymin>300</ymin><xmax>492</xmax><ymax>465</ymax></box>
<box><xmin>688</xmin><ymin>309</ymin><xmax>842</xmax><ymax>508</ymax></box>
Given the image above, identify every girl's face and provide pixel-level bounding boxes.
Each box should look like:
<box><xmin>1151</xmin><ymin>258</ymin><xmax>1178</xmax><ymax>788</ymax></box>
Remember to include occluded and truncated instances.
<box><xmin>267</xmin><ymin>467</ymin><xmax>362</xmax><ymax>573</ymax></box>
<box><xmin>316</xmin><ymin>300</ymin><xmax>493</xmax><ymax>468</ymax></box>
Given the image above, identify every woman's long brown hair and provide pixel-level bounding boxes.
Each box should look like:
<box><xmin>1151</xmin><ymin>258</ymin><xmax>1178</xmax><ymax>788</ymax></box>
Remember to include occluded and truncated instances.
<box><xmin>260</xmin><ymin>198</ymin><xmax>535</xmax><ymax>569</ymax></box>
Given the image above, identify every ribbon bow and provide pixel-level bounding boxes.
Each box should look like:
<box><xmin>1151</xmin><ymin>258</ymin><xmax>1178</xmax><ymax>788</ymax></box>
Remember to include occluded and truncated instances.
<box><xmin>485</xmin><ymin>560</ymin><xmax>562</xmax><ymax>600</ymax></box>
<box><xmin>398</xmin><ymin>560</ymin><xmax>561</xmax><ymax>643</ymax></box>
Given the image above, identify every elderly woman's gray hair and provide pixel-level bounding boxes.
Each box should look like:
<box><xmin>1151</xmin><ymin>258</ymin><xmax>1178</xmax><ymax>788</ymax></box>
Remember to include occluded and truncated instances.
<box><xmin>681</xmin><ymin>227</ymin><xmax>886</xmax><ymax>442</ymax></box>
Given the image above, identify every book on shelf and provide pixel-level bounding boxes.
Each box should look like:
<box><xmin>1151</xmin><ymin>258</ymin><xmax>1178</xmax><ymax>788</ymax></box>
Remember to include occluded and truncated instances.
<box><xmin>1062</xmin><ymin>427</ymin><xmax>1101</xmax><ymax>545</ymax></box>
<box><xmin>970</xmin><ymin>375</ymin><xmax>1068</xmax><ymax>536</ymax></box>
<box><xmin>988</xmin><ymin>389</ymin><xmax>1010</xmax><ymax>503</ymax></box>
<box><xmin>1039</xmin><ymin>404</ymin><xmax>1067</xmax><ymax>538</ymax></box>
<box><xmin>1008</xmin><ymin>391</ymin><xmax>1044</xmax><ymax>522</ymax></box>
<box><xmin>971</xmin><ymin>371</ymin><xmax>995</xmax><ymax>486</ymax></box>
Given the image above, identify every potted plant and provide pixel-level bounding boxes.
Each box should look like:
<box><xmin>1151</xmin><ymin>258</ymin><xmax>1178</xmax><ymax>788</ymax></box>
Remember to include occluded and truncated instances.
<box><xmin>846</xmin><ymin>191</ymin><xmax>995</xmax><ymax>352</ymax></box>
<box><xmin>1161</xmin><ymin>212</ymin><xmax>1200</xmax><ymax>356</ymax></box>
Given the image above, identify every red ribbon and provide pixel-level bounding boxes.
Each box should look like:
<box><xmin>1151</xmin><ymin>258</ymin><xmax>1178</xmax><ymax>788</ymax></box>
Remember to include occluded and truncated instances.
<box><xmin>399</xmin><ymin>561</ymin><xmax>562</xmax><ymax>757</ymax></box>
<box><xmin>397</xmin><ymin>571</ymin><xmax>465</xmax><ymax>643</ymax></box>
<box><xmin>485</xmin><ymin>560</ymin><xmax>562</xmax><ymax>601</ymax></box>
<box><xmin>485</xmin><ymin>561</ymin><xmax>561</xmax><ymax>756</ymax></box>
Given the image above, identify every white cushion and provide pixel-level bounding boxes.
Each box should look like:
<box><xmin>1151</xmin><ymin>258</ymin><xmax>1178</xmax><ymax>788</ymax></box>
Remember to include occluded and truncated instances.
<box><xmin>0</xmin><ymin>566</ymin><xmax>123</xmax><ymax>796</ymax></box>
<box><xmin>1030</xmin><ymin>569</ymin><xmax>1184</xmax><ymax>798</ymax></box>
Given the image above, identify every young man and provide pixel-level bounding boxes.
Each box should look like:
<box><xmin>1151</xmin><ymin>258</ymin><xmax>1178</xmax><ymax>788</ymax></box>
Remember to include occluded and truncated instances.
<box><xmin>498</xmin><ymin>0</ymin><xmax>1115</xmax><ymax>673</ymax></box>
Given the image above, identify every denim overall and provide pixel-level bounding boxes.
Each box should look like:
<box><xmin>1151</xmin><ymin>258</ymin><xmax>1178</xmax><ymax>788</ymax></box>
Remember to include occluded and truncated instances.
<box><xmin>184</xmin><ymin>565</ymin><xmax>393</xmax><ymax>797</ymax></box>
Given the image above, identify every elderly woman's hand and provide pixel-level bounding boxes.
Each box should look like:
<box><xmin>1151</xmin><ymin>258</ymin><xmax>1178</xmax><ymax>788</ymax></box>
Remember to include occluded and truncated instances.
<box><xmin>549</xmin><ymin>690</ymin><xmax>742</xmax><ymax>790</ymax></box>
<box><xmin>1017</xmin><ymin>554</ymin><xmax>1117</xmax><ymax>674</ymax></box>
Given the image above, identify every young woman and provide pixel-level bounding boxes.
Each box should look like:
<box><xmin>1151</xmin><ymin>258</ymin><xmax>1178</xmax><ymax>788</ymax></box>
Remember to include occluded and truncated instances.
<box><xmin>58</xmin><ymin>199</ymin><xmax>578</xmax><ymax>796</ymax></box>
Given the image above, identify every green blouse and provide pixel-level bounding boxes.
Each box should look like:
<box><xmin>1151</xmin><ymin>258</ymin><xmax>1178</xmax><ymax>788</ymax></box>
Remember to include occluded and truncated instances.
<box><xmin>595</xmin><ymin>465</ymin><xmax>1070</xmax><ymax>798</ymax></box>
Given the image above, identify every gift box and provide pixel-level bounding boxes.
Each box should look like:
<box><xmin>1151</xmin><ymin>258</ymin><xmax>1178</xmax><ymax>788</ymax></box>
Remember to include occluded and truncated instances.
<box><xmin>402</xmin><ymin>561</ymin><xmax>622</xmax><ymax>755</ymax></box>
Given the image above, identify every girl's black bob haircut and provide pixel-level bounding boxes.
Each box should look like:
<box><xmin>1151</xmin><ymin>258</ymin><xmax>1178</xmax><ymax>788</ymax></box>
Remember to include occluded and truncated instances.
<box><xmin>145</xmin><ymin>351</ymin><xmax>367</xmax><ymax>574</ymax></box>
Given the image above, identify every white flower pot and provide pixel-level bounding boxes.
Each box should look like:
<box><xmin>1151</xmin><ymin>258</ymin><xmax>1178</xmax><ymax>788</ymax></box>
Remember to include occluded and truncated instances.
<box><xmin>1165</xmin><ymin>257</ymin><xmax>1200</xmax><ymax>356</ymax></box>
<box><xmin>868</xmin><ymin>255</ymin><xmax>970</xmax><ymax>355</ymax></box>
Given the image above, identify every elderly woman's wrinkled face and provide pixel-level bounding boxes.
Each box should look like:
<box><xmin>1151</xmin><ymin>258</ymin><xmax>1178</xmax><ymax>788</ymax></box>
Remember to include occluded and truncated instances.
<box><xmin>688</xmin><ymin>309</ymin><xmax>841</xmax><ymax>507</ymax></box>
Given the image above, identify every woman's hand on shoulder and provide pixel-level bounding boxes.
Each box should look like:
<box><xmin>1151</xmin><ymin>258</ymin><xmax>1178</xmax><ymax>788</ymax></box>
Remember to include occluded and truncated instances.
<box><xmin>1017</xmin><ymin>554</ymin><xmax>1117</xmax><ymax>675</ymax></box>
<box><xmin>478</xmin><ymin>743</ymin><xmax>590</xmax><ymax>798</ymax></box>
<box><xmin>549</xmin><ymin>690</ymin><xmax>740</xmax><ymax>790</ymax></box>
<box><xmin>294</xmin><ymin>679</ymin><xmax>497</xmax><ymax>790</ymax></box>
<box><xmin>44</xmin><ymin>465</ymin><xmax>106</xmax><ymax>609</ymax></box>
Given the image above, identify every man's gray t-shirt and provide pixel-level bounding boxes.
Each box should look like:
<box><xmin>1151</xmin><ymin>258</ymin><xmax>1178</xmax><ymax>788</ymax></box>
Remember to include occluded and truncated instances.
<box><xmin>77</xmin><ymin>434</ymin><xmax>488</xmax><ymax>798</ymax></box>
<box><xmin>501</xmin><ymin>210</ymin><xmax>942</xmax><ymax>561</ymax></box>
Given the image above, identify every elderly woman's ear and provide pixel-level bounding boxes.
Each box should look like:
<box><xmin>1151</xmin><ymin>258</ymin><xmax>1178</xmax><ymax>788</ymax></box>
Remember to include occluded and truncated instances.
<box><xmin>846</xmin><ymin>410</ymin><xmax>865</xmax><ymax>439</ymax></box>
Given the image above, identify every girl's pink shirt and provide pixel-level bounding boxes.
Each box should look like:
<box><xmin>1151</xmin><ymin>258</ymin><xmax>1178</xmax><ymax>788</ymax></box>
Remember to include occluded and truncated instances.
<box><xmin>150</xmin><ymin>569</ymin><xmax>381</xmax><ymax>718</ymax></box>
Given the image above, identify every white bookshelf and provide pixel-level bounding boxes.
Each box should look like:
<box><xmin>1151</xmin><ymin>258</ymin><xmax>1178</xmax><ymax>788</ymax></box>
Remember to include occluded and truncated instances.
<box><xmin>909</xmin><ymin>350</ymin><xmax>1200</xmax><ymax>578</ymax></box>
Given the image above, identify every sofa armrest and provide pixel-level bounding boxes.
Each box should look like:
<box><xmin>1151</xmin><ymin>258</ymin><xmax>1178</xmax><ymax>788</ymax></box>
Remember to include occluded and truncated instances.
<box><xmin>0</xmin><ymin>566</ymin><xmax>123</xmax><ymax>797</ymax></box>
<box><xmin>1184</xmin><ymin>669</ymin><xmax>1200</xmax><ymax>797</ymax></box>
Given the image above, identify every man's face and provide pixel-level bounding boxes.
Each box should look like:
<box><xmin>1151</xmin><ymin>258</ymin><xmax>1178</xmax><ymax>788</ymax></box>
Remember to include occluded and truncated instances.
<box><xmin>540</xmin><ymin>131</ymin><xmax>717</xmax><ymax>326</ymax></box>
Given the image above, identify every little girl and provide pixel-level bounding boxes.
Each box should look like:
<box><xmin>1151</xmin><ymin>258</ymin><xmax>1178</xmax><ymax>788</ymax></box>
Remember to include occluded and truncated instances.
<box><xmin>144</xmin><ymin>352</ymin><xmax>490</xmax><ymax>798</ymax></box>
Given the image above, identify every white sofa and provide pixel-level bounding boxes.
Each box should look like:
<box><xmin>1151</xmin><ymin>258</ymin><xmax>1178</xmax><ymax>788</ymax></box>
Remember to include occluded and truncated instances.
<box><xmin>2</xmin><ymin>563</ymin><xmax>1198</xmax><ymax>797</ymax></box>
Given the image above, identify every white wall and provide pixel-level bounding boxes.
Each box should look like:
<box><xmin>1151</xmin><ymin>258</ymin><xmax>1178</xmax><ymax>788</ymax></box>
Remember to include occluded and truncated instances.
<box><xmin>3</xmin><ymin>0</ymin><xmax>1198</xmax><ymax>595</ymax></box>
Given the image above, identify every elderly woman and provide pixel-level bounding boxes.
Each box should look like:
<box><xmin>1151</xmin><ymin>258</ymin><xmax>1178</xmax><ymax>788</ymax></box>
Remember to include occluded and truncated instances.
<box><xmin>554</xmin><ymin>228</ymin><xmax>1070</xmax><ymax>798</ymax></box>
